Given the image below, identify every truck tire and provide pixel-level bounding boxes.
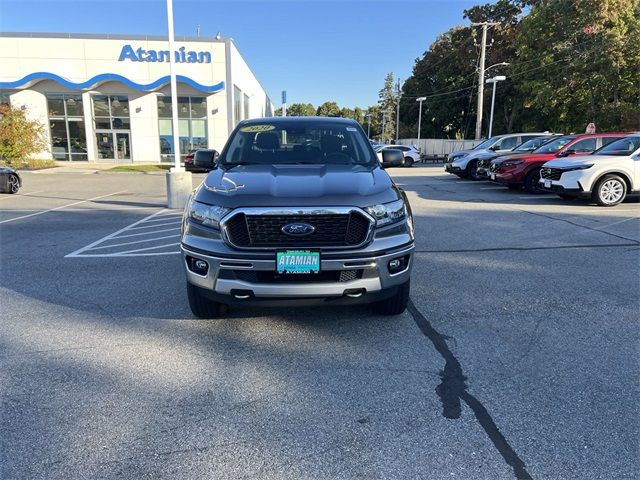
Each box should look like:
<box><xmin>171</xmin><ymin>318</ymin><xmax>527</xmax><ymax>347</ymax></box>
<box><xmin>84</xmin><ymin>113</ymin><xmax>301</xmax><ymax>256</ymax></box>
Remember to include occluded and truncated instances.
<box><xmin>592</xmin><ymin>174</ymin><xmax>627</xmax><ymax>206</ymax></box>
<box><xmin>372</xmin><ymin>280</ymin><xmax>410</xmax><ymax>315</ymax></box>
<box><xmin>187</xmin><ymin>283</ymin><xmax>229</xmax><ymax>318</ymax></box>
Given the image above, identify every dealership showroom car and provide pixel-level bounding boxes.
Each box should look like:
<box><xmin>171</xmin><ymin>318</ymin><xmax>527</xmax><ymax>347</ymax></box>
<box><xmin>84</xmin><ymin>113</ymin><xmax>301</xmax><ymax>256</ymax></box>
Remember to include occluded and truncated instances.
<box><xmin>540</xmin><ymin>134</ymin><xmax>640</xmax><ymax>205</ymax></box>
<box><xmin>374</xmin><ymin>144</ymin><xmax>420</xmax><ymax>167</ymax></box>
<box><xmin>475</xmin><ymin>134</ymin><xmax>560</xmax><ymax>178</ymax></box>
<box><xmin>444</xmin><ymin>132</ymin><xmax>550</xmax><ymax>179</ymax></box>
<box><xmin>489</xmin><ymin>133</ymin><xmax>628</xmax><ymax>193</ymax></box>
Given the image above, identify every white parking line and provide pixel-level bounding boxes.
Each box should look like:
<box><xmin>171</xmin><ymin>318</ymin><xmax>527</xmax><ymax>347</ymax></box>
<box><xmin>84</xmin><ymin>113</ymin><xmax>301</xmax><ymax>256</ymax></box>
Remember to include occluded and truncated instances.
<box><xmin>66</xmin><ymin>208</ymin><xmax>182</xmax><ymax>258</ymax></box>
<box><xmin>0</xmin><ymin>191</ymin><xmax>126</xmax><ymax>224</ymax></box>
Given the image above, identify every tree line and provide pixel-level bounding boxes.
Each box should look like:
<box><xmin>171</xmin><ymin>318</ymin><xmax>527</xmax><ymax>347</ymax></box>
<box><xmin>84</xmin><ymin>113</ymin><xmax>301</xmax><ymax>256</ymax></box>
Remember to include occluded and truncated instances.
<box><xmin>276</xmin><ymin>0</ymin><xmax>640</xmax><ymax>141</ymax></box>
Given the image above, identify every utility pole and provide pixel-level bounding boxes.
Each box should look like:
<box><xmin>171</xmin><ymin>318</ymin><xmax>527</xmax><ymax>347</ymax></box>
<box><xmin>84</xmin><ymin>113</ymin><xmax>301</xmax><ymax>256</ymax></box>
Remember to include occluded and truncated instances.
<box><xmin>365</xmin><ymin>113</ymin><xmax>371</xmax><ymax>138</ymax></box>
<box><xmin>196</xmin><ymin>23</ymin><xmax>200</xmax><ymax>37</ymax></box>
<box><xmin>395</xmin><ymin>78</ymin><xmax>401</xmax><ymax>143</ymax></box>
<box><xmin>473</xmin><ymin>22</ymin><xmax>499</xmax><ymax>140</ymax></box>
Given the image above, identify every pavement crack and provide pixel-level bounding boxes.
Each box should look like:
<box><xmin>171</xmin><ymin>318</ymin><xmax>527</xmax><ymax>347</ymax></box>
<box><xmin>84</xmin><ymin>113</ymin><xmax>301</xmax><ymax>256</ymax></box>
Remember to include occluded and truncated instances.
<box><xmin>407</xmin><ymin>299</ymin><xmax>533</xmax><ymax>480</ymax></box>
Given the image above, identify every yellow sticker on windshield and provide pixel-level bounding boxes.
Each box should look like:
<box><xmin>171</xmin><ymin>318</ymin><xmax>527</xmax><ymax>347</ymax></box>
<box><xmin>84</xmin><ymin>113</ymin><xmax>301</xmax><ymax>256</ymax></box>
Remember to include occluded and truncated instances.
<box><xmin>240</xmin><ymin>125</ymin><xmax>276</xmax><ymax>133</ymax></box>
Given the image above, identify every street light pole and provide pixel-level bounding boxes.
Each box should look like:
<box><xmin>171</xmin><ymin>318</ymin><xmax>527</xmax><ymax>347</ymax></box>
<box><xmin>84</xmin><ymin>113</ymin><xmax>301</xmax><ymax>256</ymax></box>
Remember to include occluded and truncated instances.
<box><xmin>365</xmin><ymin>113</ymin><xmax>371</xmax><ymax>139</ymax></box>
<box><xmin>416</xmin><ymin>96</ymin><xmax>426</xmax><ymax>142</ymax></box>
<box><xmin>486</xmin><ymin>75</ymin><xmax>506</xmax><ymax>138</ymax></box>
<box><xmin>164</xmin><ymin>0</ymin><xmax>192</xmax><ymax>209</ymax></box>
<box><xmin>472</xmin><ymin>22</ymin><xmax>500</xmax><ymax>140</ymax></box>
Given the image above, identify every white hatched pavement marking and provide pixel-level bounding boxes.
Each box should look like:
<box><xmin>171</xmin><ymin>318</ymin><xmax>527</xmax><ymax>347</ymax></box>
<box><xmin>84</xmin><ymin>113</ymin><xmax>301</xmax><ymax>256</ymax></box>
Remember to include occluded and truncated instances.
<box><xmin>66</xmin><ymin>208</ymin><xmax>183</xmax><ymax>258</ymax></box>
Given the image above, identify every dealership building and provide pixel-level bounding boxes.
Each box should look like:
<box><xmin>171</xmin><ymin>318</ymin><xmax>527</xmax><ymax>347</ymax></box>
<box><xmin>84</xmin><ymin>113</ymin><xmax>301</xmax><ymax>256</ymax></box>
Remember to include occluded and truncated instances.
<box><xmin>0</xmin><ymin>32</ymin><xmax>273</xmax><ymax>162</ymax></box>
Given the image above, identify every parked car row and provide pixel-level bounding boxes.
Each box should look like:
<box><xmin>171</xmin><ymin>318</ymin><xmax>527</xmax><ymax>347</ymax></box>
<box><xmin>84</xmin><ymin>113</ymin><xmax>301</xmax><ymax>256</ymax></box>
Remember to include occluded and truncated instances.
<box><xmin>445</xmin><ymin>132</ymin><xmax>640</xmax><ymax>206</ymax></box>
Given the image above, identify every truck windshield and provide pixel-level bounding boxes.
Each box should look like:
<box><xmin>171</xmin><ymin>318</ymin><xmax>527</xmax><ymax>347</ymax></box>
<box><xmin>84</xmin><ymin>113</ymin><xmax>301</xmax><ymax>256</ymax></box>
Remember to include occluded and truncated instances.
<box><xmin>219</xmin><ymin>121</ymin><xmax>376</xmax><ymax>166</ymax></box>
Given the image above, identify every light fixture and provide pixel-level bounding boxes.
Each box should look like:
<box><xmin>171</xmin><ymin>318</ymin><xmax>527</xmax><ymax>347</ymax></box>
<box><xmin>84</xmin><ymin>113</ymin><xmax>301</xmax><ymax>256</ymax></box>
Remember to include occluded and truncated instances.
<box><xmin>111</xmin><ymin>98</ymin><xmax>121</xmax><ymax>108</ymax></box>
<box><xmin>66</xmin><ymin>97</ymin><xmax>76</xmax><ymax>106</ymax></box>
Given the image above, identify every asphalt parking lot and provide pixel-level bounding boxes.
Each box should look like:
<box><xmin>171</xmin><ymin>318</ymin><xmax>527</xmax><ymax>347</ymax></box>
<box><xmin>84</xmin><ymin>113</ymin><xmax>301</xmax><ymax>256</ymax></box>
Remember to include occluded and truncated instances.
<box><xmin>1</xmin><ymin>165</ymin><xmax>638</xmax><ymax>479</ymax></box>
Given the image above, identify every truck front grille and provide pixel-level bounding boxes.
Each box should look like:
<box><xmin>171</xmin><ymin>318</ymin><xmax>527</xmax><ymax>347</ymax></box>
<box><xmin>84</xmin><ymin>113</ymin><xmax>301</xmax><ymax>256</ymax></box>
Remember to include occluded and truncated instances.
<box><xmin>540</xmin><ymin>168</ymin><xmax>563</xmax><ymax>181</ymax></box>
<box><xmin>224</xmin><ymin>211</ymin><xmax>371</xmax><ymax>248</ymax></box>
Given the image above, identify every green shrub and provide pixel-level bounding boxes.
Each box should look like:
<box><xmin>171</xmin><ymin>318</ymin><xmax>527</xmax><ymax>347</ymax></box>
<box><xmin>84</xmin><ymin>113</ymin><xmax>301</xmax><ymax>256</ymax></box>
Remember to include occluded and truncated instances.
<box><xmin>0</xmin><ymin>104</ymin><xmax>48</xmax><ymax>167</ymax></box>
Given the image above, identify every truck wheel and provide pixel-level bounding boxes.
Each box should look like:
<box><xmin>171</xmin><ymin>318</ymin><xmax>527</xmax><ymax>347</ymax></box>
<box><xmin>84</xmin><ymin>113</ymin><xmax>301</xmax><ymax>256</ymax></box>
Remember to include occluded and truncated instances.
<box><xmin>372</xmin><ymin>280</ymin><xmax>410</xmax><ymax>315</ymax></box>
<box><xmin>592</xmin><ymin>174</ymin><xmax>626</xmax><ymax>206</ymax></box>
<box><xmin>524</xmin><ymin>169</ymin><xmax>542</xmax><ymax>194</ymax></box>
<box><xmin>187</xmin><ymin>283</ymin><xmax>229</xmax><ymax>318</ymax></box>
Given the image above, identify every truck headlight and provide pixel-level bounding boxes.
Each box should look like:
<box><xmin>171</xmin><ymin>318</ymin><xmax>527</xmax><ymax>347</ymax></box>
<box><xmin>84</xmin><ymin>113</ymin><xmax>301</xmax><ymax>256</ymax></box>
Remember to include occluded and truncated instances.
<box><xmin>189</xmin><ymin>201</ymin><xmax>231</xmax><ymax>229</ymax></box>
<box><xmin>366</xmin><ymin>198</ymin><xmax>407</xmax><ymax>227</ymax></box>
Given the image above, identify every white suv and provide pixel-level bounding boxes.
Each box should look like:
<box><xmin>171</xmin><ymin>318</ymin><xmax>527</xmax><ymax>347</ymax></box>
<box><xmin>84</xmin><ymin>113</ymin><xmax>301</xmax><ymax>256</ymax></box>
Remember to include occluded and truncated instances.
<box><xmin>539</xmin><ymin>135</ymin><xmax>640</xmax><ymax>206</ymax></box>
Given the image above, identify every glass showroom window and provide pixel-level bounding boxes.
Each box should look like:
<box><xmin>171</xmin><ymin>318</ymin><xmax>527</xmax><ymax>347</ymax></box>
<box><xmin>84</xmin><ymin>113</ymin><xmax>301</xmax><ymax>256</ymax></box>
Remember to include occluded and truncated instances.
<box><xmin>243</xmin><ymin>93</ymin><xmax>250</xmax><ymax>120</ymax></box>
<box><xmin>234</xmin><ymin>85</ymin><xmax>242</xmax><ymax>125</ymax></box>
<box><xmin>46</xmin><ymin>94</ymin><xmax>87</xmax><ymax>161</ymax></box>
<box><xmin>157</xmin><ymin>96</ymin><xmax>207</xmax><ymax>161</ymax></box>
<box><xmin>91</xmin><ymin>95</ymin><xmax>130</xmax><ymax>130</ymax></box>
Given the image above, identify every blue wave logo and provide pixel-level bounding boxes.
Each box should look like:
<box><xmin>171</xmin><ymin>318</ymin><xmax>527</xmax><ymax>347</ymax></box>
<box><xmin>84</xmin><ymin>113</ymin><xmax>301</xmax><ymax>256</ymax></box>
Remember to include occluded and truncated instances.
<box><xmin>0</xmin><ymin>72</ymin><xmax>225</xmax><ymax>93</ymax></box>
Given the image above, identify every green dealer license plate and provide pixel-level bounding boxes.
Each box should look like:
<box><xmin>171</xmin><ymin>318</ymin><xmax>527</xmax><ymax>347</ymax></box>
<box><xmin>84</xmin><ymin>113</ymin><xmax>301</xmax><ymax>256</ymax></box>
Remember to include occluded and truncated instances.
<box><xmin>276</xmin><ymin>250</ymin><xmax>321</xmax><ymax>274</ymax></box>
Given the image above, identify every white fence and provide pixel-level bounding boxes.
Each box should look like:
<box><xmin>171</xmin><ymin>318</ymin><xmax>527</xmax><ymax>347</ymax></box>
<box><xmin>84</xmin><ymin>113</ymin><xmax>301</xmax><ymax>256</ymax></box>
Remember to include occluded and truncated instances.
<box><xmin>397</xmin><ymin>138</ymin><xmax>481</xmax><ymax>157</ymax></box>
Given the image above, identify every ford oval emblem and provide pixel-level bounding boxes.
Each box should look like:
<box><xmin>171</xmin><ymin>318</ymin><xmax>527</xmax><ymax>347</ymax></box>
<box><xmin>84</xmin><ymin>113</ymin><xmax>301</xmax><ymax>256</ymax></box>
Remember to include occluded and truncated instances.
<box><xmin>281</xmin><ymin>223</ymin><xmax>315</xmax><ymax>236</ymax></box>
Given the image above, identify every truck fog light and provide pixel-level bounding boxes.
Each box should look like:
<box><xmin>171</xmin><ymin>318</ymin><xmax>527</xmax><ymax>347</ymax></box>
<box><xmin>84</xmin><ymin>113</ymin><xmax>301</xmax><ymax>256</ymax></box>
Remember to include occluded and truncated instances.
<box><xmin>186</xmin><ymin>255</ymin><xmax>209</xmax><ymax>275</ymax></box>
<box><xmin>388</xmin><ymin>255</ymin><xmax>409</xmax><ymax>274</ymax></box>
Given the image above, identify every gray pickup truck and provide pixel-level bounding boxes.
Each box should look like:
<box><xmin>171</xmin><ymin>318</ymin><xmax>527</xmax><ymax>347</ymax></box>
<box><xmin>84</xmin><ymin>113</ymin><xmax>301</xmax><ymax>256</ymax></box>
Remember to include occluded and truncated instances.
<box><xmin>180</xmin><ymin>117</ymin><xmax>415</xmax><ymax>318</ymax></box>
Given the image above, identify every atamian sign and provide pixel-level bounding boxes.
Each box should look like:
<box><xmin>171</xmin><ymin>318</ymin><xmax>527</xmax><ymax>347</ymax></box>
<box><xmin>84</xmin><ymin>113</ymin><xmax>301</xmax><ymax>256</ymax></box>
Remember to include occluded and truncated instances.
<box><xmin>118</xmin><ymin>44</ymin><xmax>212</xmax><ymax>64</ymax></box>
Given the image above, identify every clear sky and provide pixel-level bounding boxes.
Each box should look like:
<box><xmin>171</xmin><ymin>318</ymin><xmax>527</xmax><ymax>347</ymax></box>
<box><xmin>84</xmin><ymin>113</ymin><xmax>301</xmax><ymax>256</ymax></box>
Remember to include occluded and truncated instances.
<box><xmin>0</xmin><ymin>0</ymin><xmax>478</xmax><ymax>109</ymax></box>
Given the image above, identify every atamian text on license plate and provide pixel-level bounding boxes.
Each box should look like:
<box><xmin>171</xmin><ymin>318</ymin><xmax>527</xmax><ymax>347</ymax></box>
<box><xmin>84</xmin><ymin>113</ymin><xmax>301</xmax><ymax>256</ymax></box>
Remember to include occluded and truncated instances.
<box><xmin>276</xmin><ymin>250</ymin><xmax>320</xmax><ymax>274</ymax></box>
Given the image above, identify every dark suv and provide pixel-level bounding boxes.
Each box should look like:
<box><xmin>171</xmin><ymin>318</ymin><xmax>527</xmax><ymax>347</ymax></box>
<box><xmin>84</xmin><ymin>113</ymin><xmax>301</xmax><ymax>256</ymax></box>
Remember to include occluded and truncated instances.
<box><xmin>180</xmin><ymin>117</ymin><xmax>415</xmax><ymax>318</ymax></box>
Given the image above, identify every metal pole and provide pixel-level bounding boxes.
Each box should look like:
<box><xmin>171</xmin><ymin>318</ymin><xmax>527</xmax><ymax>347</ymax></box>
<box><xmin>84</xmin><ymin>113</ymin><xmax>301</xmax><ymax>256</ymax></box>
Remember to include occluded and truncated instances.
<box><xmin>395</xmin><ymin>78</ymin><xmax>401</xmax><ymax>142</ymax></box>
<box><xmin>475</xmin><ymin>23</ymin><xmax>488</xmax><ymax>140</ymax></box>
<box><xmin>488</xmin><ymin>81</ymin><xmax>497</xmax><ymax>138</ymax></box>
<box><xmin>381</xmin><ymin>113</ymin><xmax>386</xmax><ymax>143</ymax></box>
<box><xmin>366</xmin><ymin>114</ymin><xmax>371</xmax><ymax>138</ymax></box>
<box><xmin>167</xmin><ymin>0</ymin><xmax>182</xmax><ymax>170</ymax></box>
<box><xmin>416</xmin><ymin>97</ymin><xmax>426</xmax><ymax>142</ymax></box>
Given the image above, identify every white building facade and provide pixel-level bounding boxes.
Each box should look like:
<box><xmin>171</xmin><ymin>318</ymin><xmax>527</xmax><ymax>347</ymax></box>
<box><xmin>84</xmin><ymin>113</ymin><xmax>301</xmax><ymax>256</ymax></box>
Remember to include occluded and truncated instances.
<box><xmin>0</xmin><ymin>33</ymin><xmax>273</xmax><ymax>162</ymax></box>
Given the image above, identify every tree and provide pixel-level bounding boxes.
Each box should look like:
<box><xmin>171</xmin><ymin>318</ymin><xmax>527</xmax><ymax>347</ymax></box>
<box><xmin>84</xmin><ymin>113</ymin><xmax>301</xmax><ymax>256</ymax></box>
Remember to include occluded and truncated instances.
<box><xmin>378</xmin><ymin>72</ymin><xmax>397</xmax><ymax>142</ymax></box>
<box><xmin>286</xmin><ymin>103</ymin><xmax>316</xmax><ymax>116</ymax></box>
<box><xmin>514</xmin><ymin>0</ymin><xmax>640</xmax><ymax>132</ymax></box>
<box><xmin>399</xmin><ymin>0</ymin><xmax>523</xmax><ymax>139</ymax></box>
<box><xmin>316</xmin><ymin>101</ymin><xmax>341</xmax><ymax>117</ymax></box>
<box><xmin>0</xmin><ymin>104</ymin><xmax>48</xmax><ymax>167</ymax></box>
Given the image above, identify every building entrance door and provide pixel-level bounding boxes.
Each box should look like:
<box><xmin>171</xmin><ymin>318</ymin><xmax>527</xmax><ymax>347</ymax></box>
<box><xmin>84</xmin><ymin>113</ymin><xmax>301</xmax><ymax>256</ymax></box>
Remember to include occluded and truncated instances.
<box><xmin>95</xmin><ymin>130</ymin><xmax>132</xmax><ymax>162</ymax></box>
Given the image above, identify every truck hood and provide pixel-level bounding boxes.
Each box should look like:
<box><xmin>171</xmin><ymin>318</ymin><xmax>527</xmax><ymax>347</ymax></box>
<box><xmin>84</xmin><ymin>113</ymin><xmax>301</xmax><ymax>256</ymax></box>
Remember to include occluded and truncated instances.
<box><xmin>194</xmin><ymin>163</ymin><xmax>399</xmax><ymax>208</ymax></box>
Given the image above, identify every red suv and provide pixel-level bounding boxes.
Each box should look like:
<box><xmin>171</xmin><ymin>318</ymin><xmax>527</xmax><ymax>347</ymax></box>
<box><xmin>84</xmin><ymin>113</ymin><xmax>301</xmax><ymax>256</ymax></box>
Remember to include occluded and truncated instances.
<box><xmin>489</xmin><ymin>133</ymin><xmax>628</xmax><ymax>193</ymax></box>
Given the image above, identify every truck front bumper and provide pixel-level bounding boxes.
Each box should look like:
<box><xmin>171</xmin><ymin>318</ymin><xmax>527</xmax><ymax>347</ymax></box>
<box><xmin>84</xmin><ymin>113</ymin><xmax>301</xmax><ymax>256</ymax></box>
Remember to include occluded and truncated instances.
<box><xmin>182</xmin><ymin>243</ymin><xmax>414</xmax><ymax>305</ymax></box>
